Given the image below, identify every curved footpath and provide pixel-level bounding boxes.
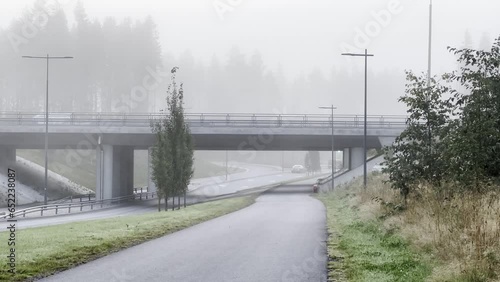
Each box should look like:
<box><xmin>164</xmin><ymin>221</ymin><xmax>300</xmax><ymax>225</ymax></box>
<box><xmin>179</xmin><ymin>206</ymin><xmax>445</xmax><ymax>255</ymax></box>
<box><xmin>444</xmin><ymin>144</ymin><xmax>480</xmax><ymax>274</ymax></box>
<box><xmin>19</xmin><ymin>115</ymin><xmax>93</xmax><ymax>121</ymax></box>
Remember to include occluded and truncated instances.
<box><xmin>41</xmin><ymin>185</ymin><xmax>327</xmax><ymax>282</ymax></box>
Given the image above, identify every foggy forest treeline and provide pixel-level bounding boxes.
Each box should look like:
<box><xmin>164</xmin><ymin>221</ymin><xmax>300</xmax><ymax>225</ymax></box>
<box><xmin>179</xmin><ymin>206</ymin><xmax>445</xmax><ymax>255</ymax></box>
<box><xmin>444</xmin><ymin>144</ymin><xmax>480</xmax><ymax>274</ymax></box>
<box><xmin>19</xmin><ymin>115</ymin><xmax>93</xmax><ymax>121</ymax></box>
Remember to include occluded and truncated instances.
<box><xmin>0</xmin><ymin>1</ymin><xmax>488</xmax><ymax>115</ymax></box>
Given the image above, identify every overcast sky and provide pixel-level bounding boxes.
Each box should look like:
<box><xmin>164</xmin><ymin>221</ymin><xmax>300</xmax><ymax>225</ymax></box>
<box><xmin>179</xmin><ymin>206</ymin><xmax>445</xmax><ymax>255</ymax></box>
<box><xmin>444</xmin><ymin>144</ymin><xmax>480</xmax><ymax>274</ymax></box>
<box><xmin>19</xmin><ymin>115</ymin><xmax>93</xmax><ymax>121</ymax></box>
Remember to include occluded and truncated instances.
<box><xmin>1</xmin><ymin>0</ymin><xmax>499</xmax><ymax>79</ymax></box>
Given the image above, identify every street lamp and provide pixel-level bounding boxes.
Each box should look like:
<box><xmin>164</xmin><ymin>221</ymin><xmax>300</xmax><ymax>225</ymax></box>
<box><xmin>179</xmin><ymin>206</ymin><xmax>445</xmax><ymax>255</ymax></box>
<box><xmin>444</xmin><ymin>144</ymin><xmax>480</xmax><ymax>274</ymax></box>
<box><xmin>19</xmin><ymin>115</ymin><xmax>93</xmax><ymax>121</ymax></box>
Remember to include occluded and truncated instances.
<box><xmin>22</xmin><ymin>54</ymin><xmax>73</xmax><ymax>205</ymax></box>
<box><xmin>225</xmin><ymin>150</ymin><xmax>228</xmax><ymax>180</ymax></box>
<box><xmin>427</xmin><ymin>0</ymin><xmax>433</xmax><ymax>87</ymax></box>
<box><xmin>319</xmin><ymin>105</ymin><xmax>336</xmax><ymax>191</ymax></box>
<box><xmin>342</xmin><ymin>49</ymin><xmax>374</xmax><ymax>189</ymax></box>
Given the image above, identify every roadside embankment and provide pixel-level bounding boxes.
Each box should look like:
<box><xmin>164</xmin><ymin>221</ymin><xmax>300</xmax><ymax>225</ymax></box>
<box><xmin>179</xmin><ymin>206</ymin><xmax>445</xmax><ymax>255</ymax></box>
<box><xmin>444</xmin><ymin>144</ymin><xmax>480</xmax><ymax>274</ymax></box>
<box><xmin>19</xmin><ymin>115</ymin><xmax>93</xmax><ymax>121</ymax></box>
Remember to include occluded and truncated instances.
<box><xmin>317</xmin><ymin>173</ymin><xmax>500</xmax><ymax>281</ymax></box>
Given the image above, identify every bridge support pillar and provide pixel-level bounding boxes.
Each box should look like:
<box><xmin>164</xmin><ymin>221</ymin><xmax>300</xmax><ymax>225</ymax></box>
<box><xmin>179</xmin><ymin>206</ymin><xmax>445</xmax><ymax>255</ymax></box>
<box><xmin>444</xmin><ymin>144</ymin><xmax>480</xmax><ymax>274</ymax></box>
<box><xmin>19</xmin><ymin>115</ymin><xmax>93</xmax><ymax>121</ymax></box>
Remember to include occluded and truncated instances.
<box><xmin>350</xmin><ymin>147</ymin><xmax>365</xmax><ymax>170</ymax></box>
<box><xmin>96</xmin><ymin>146</ymin><xmax>103</xmax><ymax>200</ymax></box>
<box><xmin>0</xmin><ymin>147</ymin><xmax>16</xmax><ymax>169</ymax></box>
<box><xmin>379</xmin><ymin>137</ymin><xmax>396</xmax><ymax>147</ymax></box>
<box><xmin>96</xmin><ymin>145</ymin><xmax>134</xmax><ymax>200</ymax></box>
<box><xmin>147</xmin><ymin>147</ymin><xmax>157</xmax><ymax>194</ymax></box>
<box><xmin>342</xmin><ymin>148</ymin><xmax>350</xmax><ymax>170</ymax></box>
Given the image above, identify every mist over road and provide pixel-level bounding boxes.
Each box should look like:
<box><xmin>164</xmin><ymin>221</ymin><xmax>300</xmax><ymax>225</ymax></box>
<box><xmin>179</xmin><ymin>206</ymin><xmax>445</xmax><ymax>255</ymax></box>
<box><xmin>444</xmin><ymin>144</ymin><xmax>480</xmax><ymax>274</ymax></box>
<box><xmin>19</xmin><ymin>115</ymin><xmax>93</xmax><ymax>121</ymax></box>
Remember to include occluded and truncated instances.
<box><xmin>2</xmin><ymin>163</ymin><xmax>320</xmax><ymax>230</ymax></box>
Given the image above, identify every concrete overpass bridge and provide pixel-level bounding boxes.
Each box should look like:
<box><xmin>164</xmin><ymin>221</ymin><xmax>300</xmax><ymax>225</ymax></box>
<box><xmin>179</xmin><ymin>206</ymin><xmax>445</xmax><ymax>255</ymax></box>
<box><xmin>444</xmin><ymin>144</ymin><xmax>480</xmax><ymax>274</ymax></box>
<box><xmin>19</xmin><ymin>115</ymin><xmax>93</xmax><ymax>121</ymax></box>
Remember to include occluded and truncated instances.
<box><xmin>0</xmin><ymin>112</ymin><xmax>406</xmax><ymax>200</ymax></box>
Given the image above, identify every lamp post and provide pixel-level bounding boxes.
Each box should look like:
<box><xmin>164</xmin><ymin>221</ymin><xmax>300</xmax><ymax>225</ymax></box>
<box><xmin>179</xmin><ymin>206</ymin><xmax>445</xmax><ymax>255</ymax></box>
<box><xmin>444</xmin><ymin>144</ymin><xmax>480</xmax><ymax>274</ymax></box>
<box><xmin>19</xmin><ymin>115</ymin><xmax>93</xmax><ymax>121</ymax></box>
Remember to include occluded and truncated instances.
<box><xmin>427</xmin><ymin>0</ymin><xmax>433</xmax><ymax>87</ymax></box>
<box><xmin>319</xmin><ymin>105</ymin><xmax>336</xmax><ymax>190</ymax></box>
<box><xmin>22</xmin><ymin>54</ymin><xmax>73</xmax><ymax>205</ymax></box>
<box><xmin>341</xmin><ymin>49</ymin><xmax>374</xmax><ymax>189</ymax></box>
<box><xmin>225</xmin><ymin>150</ymin><xmax>228</xmax><ymax>180</ymax></box>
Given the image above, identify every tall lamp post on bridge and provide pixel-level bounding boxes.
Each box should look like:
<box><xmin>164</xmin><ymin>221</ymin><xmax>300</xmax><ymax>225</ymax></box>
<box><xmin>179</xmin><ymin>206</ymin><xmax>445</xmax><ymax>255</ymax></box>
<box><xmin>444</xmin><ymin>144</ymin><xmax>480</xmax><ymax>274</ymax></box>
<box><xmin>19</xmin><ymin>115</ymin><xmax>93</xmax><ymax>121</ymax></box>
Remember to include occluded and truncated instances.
<box><xmin>22</xmin><ymin>54</ymin><xmax>73</xmax><ymax>205</ymax></box>
<box><xmin>341</xmin><ymin>49</ymin><xmax>374</xmax><ymax>189</ymax></box>
<box><xmin>319</xmin><ymin>105</ymin><xmax>337</xmax><ymax>191</ymax></box>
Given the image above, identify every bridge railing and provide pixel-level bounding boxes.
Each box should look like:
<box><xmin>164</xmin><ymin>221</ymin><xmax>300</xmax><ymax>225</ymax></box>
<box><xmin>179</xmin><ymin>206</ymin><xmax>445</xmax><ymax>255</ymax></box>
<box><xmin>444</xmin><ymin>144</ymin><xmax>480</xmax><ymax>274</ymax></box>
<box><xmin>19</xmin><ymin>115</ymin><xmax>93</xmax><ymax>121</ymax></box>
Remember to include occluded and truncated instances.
<box><xmin>0</xmin><ymin>112</ymin><xmax>408</xmax><ymax>128</ymax></box>
<box><xmin>0</xmin><ymin>191</ymin><xmax>156</xmax><ymax>219</ymax></box>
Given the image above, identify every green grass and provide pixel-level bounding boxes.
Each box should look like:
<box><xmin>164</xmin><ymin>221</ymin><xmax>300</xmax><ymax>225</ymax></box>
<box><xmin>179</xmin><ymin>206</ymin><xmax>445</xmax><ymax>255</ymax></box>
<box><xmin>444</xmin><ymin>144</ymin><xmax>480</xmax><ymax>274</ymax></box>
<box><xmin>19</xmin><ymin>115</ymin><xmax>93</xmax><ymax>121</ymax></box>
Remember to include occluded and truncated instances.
<box><xmin>317</xmin><ymin>192</ymin><xmax>432</xmax><ymax>282</ymax></box>
<box><xmin>0</xmin><ymin>195</ymin><xmax>255</xmax><ymax>281</ymax></box>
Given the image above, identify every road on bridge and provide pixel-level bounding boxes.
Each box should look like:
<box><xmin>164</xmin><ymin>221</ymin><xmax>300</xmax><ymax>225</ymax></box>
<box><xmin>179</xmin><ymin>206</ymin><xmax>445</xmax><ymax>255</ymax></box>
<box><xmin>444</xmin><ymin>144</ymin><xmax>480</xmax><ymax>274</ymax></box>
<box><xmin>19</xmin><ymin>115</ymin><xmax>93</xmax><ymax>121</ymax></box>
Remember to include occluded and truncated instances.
<box><xmin>40</xmin><ymin>185</ymin><xmax>327</xmax><ymax>282</ymax></box>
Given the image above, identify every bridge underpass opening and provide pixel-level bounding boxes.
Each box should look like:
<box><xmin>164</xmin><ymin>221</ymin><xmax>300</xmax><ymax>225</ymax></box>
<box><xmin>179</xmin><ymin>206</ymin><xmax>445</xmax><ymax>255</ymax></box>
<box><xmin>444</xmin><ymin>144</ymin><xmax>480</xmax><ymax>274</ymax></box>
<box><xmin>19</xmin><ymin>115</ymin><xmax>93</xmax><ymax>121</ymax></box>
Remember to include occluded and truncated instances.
<box><xmin>265</xmin><ymin>184</ymin><xmax>319</xmax><ymax>195</ymax></box>
<box><xmin>0</xmin><ymin>145</ymin><xmax>386</xmax><ymax>203</ymax></box>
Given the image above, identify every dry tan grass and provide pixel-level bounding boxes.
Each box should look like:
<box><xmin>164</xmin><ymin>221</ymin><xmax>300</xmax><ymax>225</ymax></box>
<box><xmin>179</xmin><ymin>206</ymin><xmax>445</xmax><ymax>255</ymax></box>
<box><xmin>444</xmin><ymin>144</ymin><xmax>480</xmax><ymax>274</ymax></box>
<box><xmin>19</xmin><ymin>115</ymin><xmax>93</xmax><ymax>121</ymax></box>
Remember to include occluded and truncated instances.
<box><xmin>343</xmin><ymin>173</ymin><xmax>500</xmax><ymax>281</ymax></box>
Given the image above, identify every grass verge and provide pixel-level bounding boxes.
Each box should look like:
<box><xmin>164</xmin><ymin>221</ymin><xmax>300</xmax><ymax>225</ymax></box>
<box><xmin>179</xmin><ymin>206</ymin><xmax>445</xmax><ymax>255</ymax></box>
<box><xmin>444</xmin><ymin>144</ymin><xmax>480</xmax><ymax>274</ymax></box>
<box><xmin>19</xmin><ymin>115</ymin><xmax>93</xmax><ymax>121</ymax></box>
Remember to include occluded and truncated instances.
<box><xmin>0</xmin><ymin>195</ymin><xmax>255</xmax><ymax>281</ymax></box>
<box><xmin>316</xmin><ymin>178</ymin><xmax>432</xmax><ymax>282</ymax></box>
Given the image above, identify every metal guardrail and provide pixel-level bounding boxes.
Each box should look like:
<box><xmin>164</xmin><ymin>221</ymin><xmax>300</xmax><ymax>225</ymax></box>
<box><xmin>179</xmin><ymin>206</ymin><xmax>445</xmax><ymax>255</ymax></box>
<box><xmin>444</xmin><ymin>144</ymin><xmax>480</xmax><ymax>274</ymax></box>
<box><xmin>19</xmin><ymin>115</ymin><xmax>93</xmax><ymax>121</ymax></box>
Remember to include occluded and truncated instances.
<box><xmin>316</xmin><ymin>169</ymin><xmax>350</xmax><ymax>185</ymax></box>
<box><xmin>0</xmin><ymin>191</ymin><xmax>156</xmax><ymax>219</ymax></box>
<box><xmin>0</xmin><ymin>112</ymin><xmax>408</xmax><ymax>129</ymax></box>
<box><xmin>50</xmin><ymin>193</ymin><xmax>96</xmax><ymax>204</ymax></box>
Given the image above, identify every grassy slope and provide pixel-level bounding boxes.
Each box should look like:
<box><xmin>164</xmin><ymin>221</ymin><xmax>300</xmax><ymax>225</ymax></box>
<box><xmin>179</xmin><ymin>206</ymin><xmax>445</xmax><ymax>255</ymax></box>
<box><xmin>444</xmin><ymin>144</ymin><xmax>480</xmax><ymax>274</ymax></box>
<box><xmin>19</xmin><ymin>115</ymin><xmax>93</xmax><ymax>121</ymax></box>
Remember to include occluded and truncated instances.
<box><xmin>17</xmin><ymin>150</ymin><xmax>98</xmax><ymax>190</ymax></box>
<box><xmin>0</xmin><ymin>195</ymin><xmax>255</xmax><ymax>281</ymax></box>
<box><xmin>317</xmin><ymin>180</ymin><xmax>432</xmax><ymax>282</ymax></box>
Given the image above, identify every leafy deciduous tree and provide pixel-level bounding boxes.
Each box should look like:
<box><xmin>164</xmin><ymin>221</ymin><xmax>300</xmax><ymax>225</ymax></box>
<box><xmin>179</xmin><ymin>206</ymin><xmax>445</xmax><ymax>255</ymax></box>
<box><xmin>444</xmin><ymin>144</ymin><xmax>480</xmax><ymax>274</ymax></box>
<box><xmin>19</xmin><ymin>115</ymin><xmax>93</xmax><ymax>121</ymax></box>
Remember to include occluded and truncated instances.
<box><xmin>150</xmin><ymin>67</ymin><xmax>194</xmax><ymax>211</ymax></box>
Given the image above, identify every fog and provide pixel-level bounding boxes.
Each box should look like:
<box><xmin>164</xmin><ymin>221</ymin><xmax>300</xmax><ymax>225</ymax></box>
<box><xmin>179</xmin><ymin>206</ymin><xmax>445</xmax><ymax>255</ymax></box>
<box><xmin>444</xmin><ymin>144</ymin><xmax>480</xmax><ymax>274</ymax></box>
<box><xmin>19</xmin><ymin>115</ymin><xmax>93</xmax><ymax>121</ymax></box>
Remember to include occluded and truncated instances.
<box><xmin>1</xmin><ymin>0</ymin><xmax>499</xmax><ymax>115</ymax></box>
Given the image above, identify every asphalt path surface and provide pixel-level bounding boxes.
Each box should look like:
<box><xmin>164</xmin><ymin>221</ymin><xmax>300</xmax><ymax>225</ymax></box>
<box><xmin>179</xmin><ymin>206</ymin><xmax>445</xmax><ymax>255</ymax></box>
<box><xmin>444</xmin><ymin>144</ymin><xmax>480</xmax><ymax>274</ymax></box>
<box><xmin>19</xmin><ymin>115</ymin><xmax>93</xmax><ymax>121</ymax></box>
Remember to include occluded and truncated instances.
<box><xmin>40</xmin><ymin>185</ymin><xmax>327</xmax><ymax>282</ymax></box>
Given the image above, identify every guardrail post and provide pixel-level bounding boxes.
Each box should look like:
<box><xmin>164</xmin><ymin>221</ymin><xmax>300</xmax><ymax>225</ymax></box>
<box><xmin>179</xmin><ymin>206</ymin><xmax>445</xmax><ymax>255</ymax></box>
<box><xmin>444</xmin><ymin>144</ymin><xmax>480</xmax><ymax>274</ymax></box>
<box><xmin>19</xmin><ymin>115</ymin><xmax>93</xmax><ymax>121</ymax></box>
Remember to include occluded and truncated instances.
<box><xmin>88</xmin><ymin>193</ymin><xmax>91</xmax><ymax>201</ymax></box>
<box><xmin>80</xmin><ymin>203</ymin><xmax>83</xmax><ymax>211</ymax></box>
<box><xmin>23</xmin><ymin>210</ymin><xmax>26</xmax><ymax>218</ymax></box>
<box><xmin>68</xmin><ymin>204</ymin><xmax>71</xmax><ymax>213</ymax></box>
<box><xmin>91</xmin><ymin>203</ymin><xmax>93</xmax><ymax>210</ymax></box>
<box><xmin>41</xmin><ymin>207</ymin><xmax>43</xmax><ymax>216</ymax></box>
<box><xmin>55</xmin><ymin>205</ymin><xmax>58</xmax><ymax>214</ymax></box>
